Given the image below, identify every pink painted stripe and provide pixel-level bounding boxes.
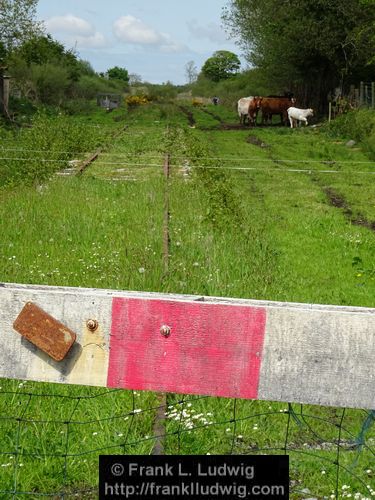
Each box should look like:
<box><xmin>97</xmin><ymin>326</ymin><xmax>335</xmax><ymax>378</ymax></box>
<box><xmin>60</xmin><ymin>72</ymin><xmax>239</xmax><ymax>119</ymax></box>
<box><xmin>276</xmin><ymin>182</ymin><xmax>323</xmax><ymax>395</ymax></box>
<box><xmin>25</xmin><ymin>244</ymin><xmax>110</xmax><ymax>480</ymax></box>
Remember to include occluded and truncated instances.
<box><xmin>107</xmin><ymin>298</ymin><xmax>266</xmax><ymax>399</ymax></box>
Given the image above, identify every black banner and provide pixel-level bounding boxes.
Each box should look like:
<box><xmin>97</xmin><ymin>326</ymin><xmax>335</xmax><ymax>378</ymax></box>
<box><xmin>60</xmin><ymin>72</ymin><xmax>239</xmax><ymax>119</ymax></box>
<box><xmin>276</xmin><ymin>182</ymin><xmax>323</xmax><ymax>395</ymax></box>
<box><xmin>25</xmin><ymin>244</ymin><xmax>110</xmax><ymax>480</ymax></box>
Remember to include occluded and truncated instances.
<box><xmin>99</xmin><ymin>455</ymin><xmax>289</xmax><ymax>499</ymax></box>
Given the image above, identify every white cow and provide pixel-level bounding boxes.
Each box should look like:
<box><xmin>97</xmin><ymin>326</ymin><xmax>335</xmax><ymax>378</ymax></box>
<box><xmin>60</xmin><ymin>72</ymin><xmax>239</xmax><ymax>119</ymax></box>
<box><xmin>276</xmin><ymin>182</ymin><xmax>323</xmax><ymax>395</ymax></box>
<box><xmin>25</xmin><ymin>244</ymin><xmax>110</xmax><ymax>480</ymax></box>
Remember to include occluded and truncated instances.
<box><xmin>287</xmin><ymin>107</ymin><xmax>314</xmax><ymax>128</ymax></box>
<box><xmin>237</xmin><ymin>96</ymin><xmax>261</xmax><ymax>126</ymax></box>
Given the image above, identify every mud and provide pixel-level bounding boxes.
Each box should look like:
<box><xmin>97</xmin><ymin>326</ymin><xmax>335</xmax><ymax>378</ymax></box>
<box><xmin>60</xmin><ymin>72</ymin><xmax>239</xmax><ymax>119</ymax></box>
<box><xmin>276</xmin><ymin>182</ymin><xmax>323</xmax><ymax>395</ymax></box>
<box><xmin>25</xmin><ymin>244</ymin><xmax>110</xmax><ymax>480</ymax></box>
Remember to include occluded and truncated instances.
<box><xmin>201</xmin><ymin>109</ymin><xmax>223</xmax><ymax>123</ymax></box>
<box><xmin>178</xmin><ymin>105</ymin><xmax>196</xmax><ymax>126</ymax></box>
<box><xmin>246</xmin><ymin>135</ymin><xmax>270</xmax><ymax>148</ymax></box>
<box><xmin>324</xmin><ymin>187</ymin><xmax>375</xmax><ymax>231</ymax></box>
<box><xmin>199</xmin><ymin>122</ymin><xmax>286</xmax><ymax>131</ymax></box>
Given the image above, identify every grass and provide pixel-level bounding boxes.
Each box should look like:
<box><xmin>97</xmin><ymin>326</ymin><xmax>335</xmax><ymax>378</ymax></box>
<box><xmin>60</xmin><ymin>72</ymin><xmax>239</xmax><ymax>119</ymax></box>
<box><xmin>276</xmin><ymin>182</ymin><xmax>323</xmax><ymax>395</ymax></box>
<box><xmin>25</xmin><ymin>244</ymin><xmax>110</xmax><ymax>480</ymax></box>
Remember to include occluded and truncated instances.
<box><xmin>0</xmin><ymin>101</ymin><xmax>374</xmax><ymax>498</ymax></box>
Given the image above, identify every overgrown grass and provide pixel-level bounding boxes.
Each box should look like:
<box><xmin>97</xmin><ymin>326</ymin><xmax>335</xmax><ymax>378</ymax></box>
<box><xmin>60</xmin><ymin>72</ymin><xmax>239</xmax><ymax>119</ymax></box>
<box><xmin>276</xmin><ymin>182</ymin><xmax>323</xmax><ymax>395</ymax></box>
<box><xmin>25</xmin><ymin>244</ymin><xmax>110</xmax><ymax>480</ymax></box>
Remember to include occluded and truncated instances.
<box><xmin>0</xmin><ymin>102</ymin><xmax>374</xmax><ymax>498</ymax></box>
<box><xmin>0</xmin><ymin>107</ymin><xmax>125</xmax><ymax>187</ymax></box>
<box><xmin>322</xmin><ymin>108</ymin><xmax>375</xmax><ymax>160</ymax></box>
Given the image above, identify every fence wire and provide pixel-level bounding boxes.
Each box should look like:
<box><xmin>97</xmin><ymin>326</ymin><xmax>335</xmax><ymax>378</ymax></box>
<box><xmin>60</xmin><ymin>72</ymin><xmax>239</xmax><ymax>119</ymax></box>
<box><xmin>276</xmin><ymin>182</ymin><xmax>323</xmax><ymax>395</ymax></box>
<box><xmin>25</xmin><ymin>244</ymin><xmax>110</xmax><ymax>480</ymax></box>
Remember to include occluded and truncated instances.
<box><xmin>0</xmin><ymin>382</ymin><xmax>374</xmax><ymax>499</ymax></box>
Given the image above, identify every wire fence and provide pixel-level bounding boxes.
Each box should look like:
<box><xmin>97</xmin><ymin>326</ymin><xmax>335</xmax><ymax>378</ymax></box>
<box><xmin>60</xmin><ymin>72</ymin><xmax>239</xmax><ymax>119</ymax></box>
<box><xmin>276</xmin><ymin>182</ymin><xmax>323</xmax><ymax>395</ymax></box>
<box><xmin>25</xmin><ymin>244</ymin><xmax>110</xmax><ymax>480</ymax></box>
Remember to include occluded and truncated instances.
<box><xmin>0</xmin><ymin>151</ymin><xmax>374</xmax><ymax>177</ymax></box>
<box><xmin>0</xmin><ymin>383</ymin><xmax>374</xmax><ymax>499</ymax></box>
<box><xmin>0</xmin><ymin>148</ymin><xmax>375</xmax><ymax>163</ymax></box>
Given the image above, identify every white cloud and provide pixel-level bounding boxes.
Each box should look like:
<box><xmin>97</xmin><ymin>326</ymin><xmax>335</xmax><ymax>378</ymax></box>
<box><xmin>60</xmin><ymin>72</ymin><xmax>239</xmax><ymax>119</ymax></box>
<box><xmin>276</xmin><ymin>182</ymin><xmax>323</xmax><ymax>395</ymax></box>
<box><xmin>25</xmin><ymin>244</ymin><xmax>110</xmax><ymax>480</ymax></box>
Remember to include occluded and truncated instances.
<box><xmin>113</xmin><ymin>15</ymin><xmax>185</xmax><ymax>52</ymax></box>
<box><xmin>113</xmin><ymin>15</ymin><xmax>161</xmax><ymax>44</ymax></box>
<box><xmin>66</xmin><ymin>32</ymin><xmax>109</xmax><ymax>49</ymax></box>
<box><xmin>187</xmin><ymin>19</ymin><xmax>229</xmax><ymax>43</ymax></box>
<box><xmin>45</xmin><ymin>14</ymin><xmax>95</xmax><ymax>36</ymax></box>
<box><xmin>45</xmin><ymin>14</ymin><xmax>109</xmax><ymax>49</ymax></box>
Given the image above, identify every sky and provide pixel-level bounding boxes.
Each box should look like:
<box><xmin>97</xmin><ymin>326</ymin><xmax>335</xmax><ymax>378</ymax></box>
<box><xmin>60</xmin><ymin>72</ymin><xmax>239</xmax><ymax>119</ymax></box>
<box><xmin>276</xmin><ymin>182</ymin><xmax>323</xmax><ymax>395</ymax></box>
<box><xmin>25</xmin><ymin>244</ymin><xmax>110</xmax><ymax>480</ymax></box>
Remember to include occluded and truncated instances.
<box><xmin>36</xmin><ymin>0</ymin><xmax>246</xmax><ymax>85</ymax></box>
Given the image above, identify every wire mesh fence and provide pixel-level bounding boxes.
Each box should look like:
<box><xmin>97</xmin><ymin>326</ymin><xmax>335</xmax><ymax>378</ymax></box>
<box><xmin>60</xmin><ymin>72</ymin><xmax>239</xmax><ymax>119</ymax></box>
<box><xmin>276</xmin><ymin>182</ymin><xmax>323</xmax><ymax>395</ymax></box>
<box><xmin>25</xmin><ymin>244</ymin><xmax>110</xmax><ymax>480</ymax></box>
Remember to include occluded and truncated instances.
<box><xmin>0</xmin><ymin>381</ymin><xmax>374</xmax><ymax>498</ymax></box>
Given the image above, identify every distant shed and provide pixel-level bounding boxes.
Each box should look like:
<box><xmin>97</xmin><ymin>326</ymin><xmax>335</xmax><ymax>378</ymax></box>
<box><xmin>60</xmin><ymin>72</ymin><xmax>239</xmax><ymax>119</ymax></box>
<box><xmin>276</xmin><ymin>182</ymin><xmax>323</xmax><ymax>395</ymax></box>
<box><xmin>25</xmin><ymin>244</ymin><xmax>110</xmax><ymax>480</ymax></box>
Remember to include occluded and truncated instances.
<box><xmin>97</xmin><ymin>93</ymin><xmax>122</xmax><ymax>110</ymax></box>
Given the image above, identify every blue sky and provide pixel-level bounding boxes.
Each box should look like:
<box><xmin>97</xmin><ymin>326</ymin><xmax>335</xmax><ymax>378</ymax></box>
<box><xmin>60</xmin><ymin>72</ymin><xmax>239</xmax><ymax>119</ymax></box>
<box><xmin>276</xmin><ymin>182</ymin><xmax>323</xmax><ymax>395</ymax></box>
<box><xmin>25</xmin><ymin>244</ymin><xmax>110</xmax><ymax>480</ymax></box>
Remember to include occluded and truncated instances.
<box><xmin>36</xmin><ymin>0</ymin><xmax>245</xmax><ymax>84</ymax></box>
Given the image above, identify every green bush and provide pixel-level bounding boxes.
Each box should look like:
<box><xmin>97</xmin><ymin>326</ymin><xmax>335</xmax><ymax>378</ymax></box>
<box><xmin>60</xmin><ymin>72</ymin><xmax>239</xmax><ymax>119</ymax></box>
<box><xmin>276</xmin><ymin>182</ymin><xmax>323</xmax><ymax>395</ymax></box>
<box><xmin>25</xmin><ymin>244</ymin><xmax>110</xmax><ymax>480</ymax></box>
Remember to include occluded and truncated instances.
<box><xmin>191</xmin><ymin>69</ymin><xmax>276</xmax><ymax>107</ymax></box>
<box><xmin>59</xmin><ymin>98</ymin><xmax>98</xmax><ymax>115</ymax></box>
<box><xmin>323</xmin><ymin>108</ymin><xmax>375</xmax><ymax>159</ymax></box>
<box><xmin>0</xmin><ymin>111</ymin><xmax>111</xmax><ymax>187</ymax></box>
<box><xmin>73</xmin><ymin>75</ymin><xmax>105</xmax><ymax>99</ymax></box>
<box><xmin>30</xmin><ymin>63</ymin><xmax>70</xmax><ymax>105</ymax></box>
<box><xmin>146</xmin><ymin>82</ymin><xmax>178</xmax><ymax>101</ymax></box>
<box><xmin>73</xmin><ymin>75</ymin><xmax>124</xmax><ymax>100</ymax></box>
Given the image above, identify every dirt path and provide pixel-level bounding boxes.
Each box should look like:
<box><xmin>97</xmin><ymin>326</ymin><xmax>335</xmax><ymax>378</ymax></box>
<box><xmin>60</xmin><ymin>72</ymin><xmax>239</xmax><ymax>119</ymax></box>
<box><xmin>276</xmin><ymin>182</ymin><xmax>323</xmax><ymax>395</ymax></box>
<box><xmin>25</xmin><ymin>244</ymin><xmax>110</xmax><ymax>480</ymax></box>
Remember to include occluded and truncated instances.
<box><xmin>201</xmin><ymin>108</ymin><xmax>223</xmax><ymax>123</ymax></box>
<box><xmin>323</xmin><ymin>187</ymin><xmax>375</xmax><ymax>231</ymax></box>
<box><xmin>177</xmin><ymin>105</ymin><xmax>196</xmax><ymax>126</ymax></box>
<box><xmin>245</xmin><ymin>132</ymin><xmax>375</xmax><ymax>232</ymax></box>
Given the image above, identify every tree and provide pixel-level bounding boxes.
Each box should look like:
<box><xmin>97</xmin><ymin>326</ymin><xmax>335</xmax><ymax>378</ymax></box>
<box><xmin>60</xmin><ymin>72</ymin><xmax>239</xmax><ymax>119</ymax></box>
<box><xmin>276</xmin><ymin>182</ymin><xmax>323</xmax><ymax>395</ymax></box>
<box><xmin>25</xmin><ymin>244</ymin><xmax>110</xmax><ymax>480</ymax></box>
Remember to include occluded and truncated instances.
<box><xmin>7</xmin><ymin>34</ymin><xmax>99</xmax><ymax>103</ymax></box>
<box><xmin>128</xmin><ymin>73</ymin><xmax>142</xmax><ymax>85</ymax></box>
<box><xmin>76</xmin><ymin>59</ymin><xmax>95</xmax><ymax>76</ymax></box>
<box><xmin>185</xmin><ymin>60</ymin><xmax>198</xmax><ymax>84</ymax></box>
<box><xmin>30</xmin><ymin>63</ymin><xmax>70</xmax><ymax>104</ymax></box>
<box><xmin>0</xmin><ymin>0</ymin><xmax>43</xmax><ymax>53</ymax></box>
<box><xmin>106</xmin><ymin>66</ymin><xmax>129</xmax><ymax>84</ymax></box>
<box><xmin>222</xmin><ymin>0</ymin><xmax>375</xmax><ymax>109</ymax></box>
<box><xmin>201</xmin><ymin>50</ymin><xmax>241</xmax><ymax>82</ymax></box>
<box><xmin>10</xmin><ymin>34</ymin><xmax>81</xmax><ymax>80</ymax></box>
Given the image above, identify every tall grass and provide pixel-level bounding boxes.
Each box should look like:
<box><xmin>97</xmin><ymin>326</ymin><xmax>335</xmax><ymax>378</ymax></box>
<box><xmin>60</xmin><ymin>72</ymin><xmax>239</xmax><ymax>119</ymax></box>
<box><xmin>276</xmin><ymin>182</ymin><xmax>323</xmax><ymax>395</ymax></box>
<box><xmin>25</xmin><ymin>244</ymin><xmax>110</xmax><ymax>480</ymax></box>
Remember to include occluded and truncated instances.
<box><xmin>323</xmin><ymin>108</ymin><xmax>375</xmax><ymax>159</ymax></box>
<box><xmin>0</xmin><ymin>108</ymin><xmax>122</xmax><ymax>187</ymax></box>
<box><xmin>0</xmin><ymin>102</ymin><xmax>374</xmax><ymax>497</ymax></box>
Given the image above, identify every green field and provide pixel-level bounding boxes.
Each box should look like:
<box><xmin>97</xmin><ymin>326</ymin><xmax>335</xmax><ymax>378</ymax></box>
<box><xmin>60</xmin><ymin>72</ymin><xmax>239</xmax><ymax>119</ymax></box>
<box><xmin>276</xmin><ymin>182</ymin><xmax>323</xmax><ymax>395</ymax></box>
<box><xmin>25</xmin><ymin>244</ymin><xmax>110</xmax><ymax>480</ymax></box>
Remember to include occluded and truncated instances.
<box><xmin>0</xmin><ymin>102</ymin><xmax>374</xmax><ymax>498</ymax></box>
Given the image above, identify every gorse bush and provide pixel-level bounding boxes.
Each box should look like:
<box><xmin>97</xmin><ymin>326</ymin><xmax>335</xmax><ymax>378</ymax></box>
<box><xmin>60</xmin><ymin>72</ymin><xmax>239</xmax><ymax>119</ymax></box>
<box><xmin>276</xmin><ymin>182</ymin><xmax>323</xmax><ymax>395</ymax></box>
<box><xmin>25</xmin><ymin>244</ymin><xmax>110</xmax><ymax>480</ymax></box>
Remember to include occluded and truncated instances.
<box><xmin>192</xmin><ymin>98</ymin><xmax>204</xmax><ymax>107</ymax></box>
<box><xmin>125</xmin><ymin>95</ymin><xmax>150</xmax><ymax>108</ymax></box>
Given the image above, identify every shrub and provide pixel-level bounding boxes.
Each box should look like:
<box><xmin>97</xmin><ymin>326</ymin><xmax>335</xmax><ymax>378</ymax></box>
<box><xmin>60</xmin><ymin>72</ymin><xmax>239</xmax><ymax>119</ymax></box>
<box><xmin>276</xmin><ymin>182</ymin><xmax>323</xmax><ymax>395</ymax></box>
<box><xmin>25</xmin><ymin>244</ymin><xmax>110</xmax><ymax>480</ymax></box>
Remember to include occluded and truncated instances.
<box><xmin>323</xmin><ymin>108</ymin><xmax>375</xmax><ymax>159</ymax></box>
<box><xmin>0</xmin><ymin>111</ymin><xmax>110</xmax><ymax>187</ymax></box>
<box><xmin>125</xmin><ymin>95</ymin><xmax>150</xmax><ymax>108</ymax></box>
<box><xmin>146</xmin><ymin>82</ymin><xmax>178</xmax><ymax>101</ymax></box>
<box><xmin>30</xmin><ymin>63</ymin><xmax>70</xmax><ymax>105</ymax></box>
<box><xmin>192</xmin><ymin>98</ymin><xmax>204</xmax><ymax>107</ymax></box>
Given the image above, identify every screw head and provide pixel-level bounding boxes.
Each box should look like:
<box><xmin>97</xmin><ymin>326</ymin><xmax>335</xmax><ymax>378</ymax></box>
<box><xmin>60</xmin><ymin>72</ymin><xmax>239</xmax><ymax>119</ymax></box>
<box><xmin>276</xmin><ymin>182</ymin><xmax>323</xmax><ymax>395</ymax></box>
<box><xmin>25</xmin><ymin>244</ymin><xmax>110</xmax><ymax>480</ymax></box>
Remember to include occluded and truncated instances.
<box><xmin>160</xmin><ymin>325</ymin><xmax>171</xmax><ymax>337</ymax></box>
<box><xmin>86</xmin><ymin>319</ymin><xmax>98</xmax><ymax>331</ymax></box>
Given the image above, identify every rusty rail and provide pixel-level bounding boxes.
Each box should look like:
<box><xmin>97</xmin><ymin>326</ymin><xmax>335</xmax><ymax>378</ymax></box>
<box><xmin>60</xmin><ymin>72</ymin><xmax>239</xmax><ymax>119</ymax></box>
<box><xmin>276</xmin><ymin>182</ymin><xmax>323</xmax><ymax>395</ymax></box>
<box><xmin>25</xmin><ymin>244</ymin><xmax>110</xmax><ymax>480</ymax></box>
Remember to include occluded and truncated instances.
<box><xmin>77</xmin><ymin>125</ymin><xmax>128</xmax><ymax>175</ymax></box>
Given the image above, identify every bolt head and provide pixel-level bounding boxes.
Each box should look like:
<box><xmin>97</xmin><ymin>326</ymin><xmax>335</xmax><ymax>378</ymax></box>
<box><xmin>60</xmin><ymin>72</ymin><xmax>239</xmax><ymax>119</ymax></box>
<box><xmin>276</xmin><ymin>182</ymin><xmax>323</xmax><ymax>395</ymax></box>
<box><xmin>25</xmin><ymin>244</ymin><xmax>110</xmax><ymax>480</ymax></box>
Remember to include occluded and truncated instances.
<box><xmin>160</xmin><ymin>325</ymin><xmax>171</xmax><ymax>337</ymax></box>
<box><xmin>86</xmin><ymin>319</ymin><xmax>98</xmax><ymax>331</ymax></box>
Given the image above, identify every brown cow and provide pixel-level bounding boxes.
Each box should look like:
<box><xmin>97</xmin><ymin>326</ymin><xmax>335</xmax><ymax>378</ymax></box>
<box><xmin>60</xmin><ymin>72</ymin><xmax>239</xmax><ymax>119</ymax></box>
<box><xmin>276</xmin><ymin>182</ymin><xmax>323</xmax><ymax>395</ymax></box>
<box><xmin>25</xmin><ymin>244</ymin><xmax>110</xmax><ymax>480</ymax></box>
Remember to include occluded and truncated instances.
<box><xmin>248</xmin><ymin>96</ymin><xmax>263</xmax><ymax>126</ymax></box>
<box><xmin>238</xmin><ymin>96</ymin><xmax>261</xmax><ymax>125</ymax></box>
<box><xmin>260</xmin><ymin>96</ymin><xmax>296</xmax><ymax>125</ymax></box>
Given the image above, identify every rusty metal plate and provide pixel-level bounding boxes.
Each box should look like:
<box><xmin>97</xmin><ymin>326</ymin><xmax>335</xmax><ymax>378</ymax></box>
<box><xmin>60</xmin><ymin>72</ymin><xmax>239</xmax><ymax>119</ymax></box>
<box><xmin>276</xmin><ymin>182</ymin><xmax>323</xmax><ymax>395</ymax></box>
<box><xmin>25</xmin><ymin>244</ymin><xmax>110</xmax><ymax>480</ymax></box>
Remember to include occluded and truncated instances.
<box><xmin>13</xmin><ymin>302</ymin><xmax>76</xmax><ymax>361</ymax></box>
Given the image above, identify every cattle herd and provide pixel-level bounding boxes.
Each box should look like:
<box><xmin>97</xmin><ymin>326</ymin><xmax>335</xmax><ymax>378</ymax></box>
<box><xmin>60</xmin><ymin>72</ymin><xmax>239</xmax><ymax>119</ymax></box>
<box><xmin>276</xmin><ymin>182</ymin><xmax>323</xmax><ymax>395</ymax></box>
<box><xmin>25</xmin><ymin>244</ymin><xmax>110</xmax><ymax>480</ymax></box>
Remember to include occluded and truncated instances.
<box><xmin>237</xmin><ymin>95</ymin><xmax>314</xmax><ymax>128</ymax></box>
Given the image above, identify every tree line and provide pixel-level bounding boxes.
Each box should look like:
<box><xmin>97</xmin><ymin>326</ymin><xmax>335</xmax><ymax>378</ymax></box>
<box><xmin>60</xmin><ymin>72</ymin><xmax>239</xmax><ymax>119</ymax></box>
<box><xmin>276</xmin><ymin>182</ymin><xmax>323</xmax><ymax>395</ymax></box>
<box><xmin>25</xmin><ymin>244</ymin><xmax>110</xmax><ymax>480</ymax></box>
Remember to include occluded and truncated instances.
<box><xmin>2</xmin><ymin>0</ymin><xmax>374</xmax><ymax>114</ymax></box>
<box><xmin>221</xmin><ymin>0</ymin><xmax>375</xmax><ymax>111</ymax></box>
<box><xmin>0</xmin><ymin>0</ymin><xmax>130</xmax><ymax>110</ymax></box>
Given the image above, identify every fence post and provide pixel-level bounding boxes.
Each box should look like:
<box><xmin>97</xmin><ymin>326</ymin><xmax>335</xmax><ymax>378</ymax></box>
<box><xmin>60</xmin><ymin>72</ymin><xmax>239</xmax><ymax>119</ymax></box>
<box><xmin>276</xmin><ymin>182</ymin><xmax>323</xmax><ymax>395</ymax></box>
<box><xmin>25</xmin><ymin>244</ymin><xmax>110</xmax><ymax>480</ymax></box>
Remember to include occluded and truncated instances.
<box><xmin>152</xmin><ymin>152</ymin><xmax>171</xmax><ymax>455</ymax></box>
<box><xmin>328</xmin><ymin>102</ymin><xmax>332</xmax><ymax>122</ymax></box>
<box><xmin>371</xmin><ymin>82</ymin><xmax>375</xmax><ymax>109</ymax></box>
<box><xmin>354</xmin><ymin>88</ymin><xmax>359</xmax><ymax>108</ymax></box>
<box><xmin>359</xmin><ymin>81</ymin><xmax>364</xmax><ymax>106</ymax></box>
<box><xmin>0</xmin><ymin>74</ymin><xmax>10</xmax><ymax>117</ymax></box>
<box><xmin>163</xmin><ymin>153</ymin><xmax>170</xmax><ymax>275</ymax></box>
